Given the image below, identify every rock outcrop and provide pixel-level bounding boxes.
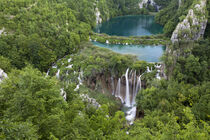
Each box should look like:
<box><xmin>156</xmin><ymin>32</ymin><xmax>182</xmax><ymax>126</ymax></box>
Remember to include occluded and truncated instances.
<box><xmin>80</xmin><ymin>94</ymin><xmax>101</xmax><ymax>108</ymax></box>
<box><xmin>139</xmin><ymin>0</ymin><xmax>160</xmax><ymax>11</ymax></box>
<box><xmin>171</xmin><ymin>0</ymin><xmax>207</xmax><ymax>43</ymax></box>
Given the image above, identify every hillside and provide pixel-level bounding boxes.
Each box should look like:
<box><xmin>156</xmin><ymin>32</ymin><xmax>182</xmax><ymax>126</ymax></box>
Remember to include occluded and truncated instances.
<box><xmin>0</xmin><ymin>0</ymin><xmax>209</xmax><ymax>139</ymax></box>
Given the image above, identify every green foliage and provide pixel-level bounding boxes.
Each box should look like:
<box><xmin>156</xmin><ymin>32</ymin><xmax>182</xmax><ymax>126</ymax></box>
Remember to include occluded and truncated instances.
<box><xmin>91</xmin><ymin>33</ymin><xmax>169</xmax><ymax>45</ymax></box>
<box><xmin>0</xmin><ymin>56</ymin><xmax>13</xmax><ymax>72</ymax></box>
<box><xmin>154</xmin><ymin>0</ymin><xmax>173</xmax><ymax>9</ymax></box>
<box><xmin>0</xmin><ymin>120</ymin><xmax>39</xmax><ymax>140</ymax></box>
<box><xmin>133</xmin><ymin>79</ymin><xmax>210</xmax><ymax>139</ymax></box>
<box><xmin>0</xmin><ymin>66</ymin><xmax>128</xmax><ymax>139</ymax></box>
<box><xmin>155</xmin><ymin>0</ymin><xmax>194</xmax><ymax>37</ymax></box>
<box><xmin>0</xmin><ymin>0</ymin><xmax>91</xmax><ymax>71</ymax></box>
<box><xmin>165</xmin><ymin>40</ymin><xmax>210</xmax><ymax>84</ymax></box>
<box><xmin>0</xmin><ymin>0</ymin><xmax>209</xmax><ymax>139</ymax></box>
<box><xmin>129</xmin><ymin>108</ymin><xmax>210</xmax><ymax>139</ymax></box>
<box><xmin>0</xmin><ymin>66</ymin><xmax>67</xmax><ymax>139</ymax></box>
<box><xmin>79</xmin><ymin>85</ymin><xmax>121</xmax><ymax>116</ymax></box>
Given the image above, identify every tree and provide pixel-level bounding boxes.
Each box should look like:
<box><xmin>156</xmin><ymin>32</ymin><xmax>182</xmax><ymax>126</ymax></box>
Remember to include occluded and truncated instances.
<box><xmin>0</xmin><ymin>66</ymin><xmax>68</xmax><ymax>139</ymax></box>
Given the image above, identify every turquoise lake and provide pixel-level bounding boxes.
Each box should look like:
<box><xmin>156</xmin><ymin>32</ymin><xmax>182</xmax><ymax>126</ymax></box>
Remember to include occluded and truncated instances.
<box><xmin>93</xmin><ymin>15</ymin><xmax>165</xmax><ymax>62</ymax></box>
<box><xmin>92</xmin><ymin>42</ymin><xmax>166</xmax><ymax>62</ymax></box>
<box><xmin>94</xmin><ymin>15</ymin><xmax>163</xmax><ymax>36</ymax></box>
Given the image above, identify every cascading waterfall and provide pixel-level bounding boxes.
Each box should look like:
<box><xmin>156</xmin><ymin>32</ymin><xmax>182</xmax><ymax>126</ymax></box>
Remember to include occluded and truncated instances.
<box><xmin>115</xmin><ymin>78</ymin><xmax>124</xmax><ymax>103</ymax></box>
<box><xmin>179</xmin><ymin>0</ymin><xmax>182</xmax><ymax>8</ymax></box>
<box><xmin>132</xmin><ymin>70</ymin><xmax>136</xmax><ymax>99</ymax></box>
<box><xmin>133</xmin><ymin>76</ymin><xmax>141</xmax><ymax>105</ymax></box>
<box><xmin>60</xmin><ymin>88</ymin><xmax>67</xmax><ymax>100</ymax></box>
<box><xmin>125</xmin><ymin>68</ymin><xmax>131</xmax><ymax>107</ymax></box>
<box><xmin>0</xmin><ymin>69</ymin><xmax>7</xmax><ymax>83</ymax></box>
<box><xmin>111</xmin><ymin>65</ymin><xmax>164</xmax><ymax>124</ymax></box>
<box><xmin>74</xmin><ymin>72</ymin><xmax>83</xmax><ymax>91</ymax></box>
<box><xmin>113</xmin><ymin>68</ymin><xmax>143</xmax><ymax>124</ymax></box>
<box><xmin>56</xmin><ymin>69</ymin><xmax>60</xmax><ymax>79</ymax></box>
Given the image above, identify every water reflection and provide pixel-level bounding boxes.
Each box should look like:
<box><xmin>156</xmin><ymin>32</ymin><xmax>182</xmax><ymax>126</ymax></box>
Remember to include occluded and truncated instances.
<box><xmin>94</xmin><ymin>15</ymin><xmax>163</xmax><ymax>36</ymax></box>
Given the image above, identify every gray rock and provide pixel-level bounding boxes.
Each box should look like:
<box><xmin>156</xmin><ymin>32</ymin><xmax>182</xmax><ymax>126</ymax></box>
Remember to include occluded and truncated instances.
<box><xmin>171</xmin><ymin>0</ymin><xmax>207</xmax><ymax>43</ymax></box>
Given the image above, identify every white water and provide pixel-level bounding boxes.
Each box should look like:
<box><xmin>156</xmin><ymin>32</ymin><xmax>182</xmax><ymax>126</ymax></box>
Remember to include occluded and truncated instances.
<box><xmin>95</xmin><ymin>8</ymin><xmax>102</xmax><ymax>24</ymax></box>
<box><xmin>56</xmin><ymin>69</ymin><xmax>60</xmax><ymax>79</ymax></box>
<box><xmin>46</xmin><ymin>69</ymin><xmax>50</xmax><ymax>77</ymax></box>
<box><xmin>68</xmin><ymin>58</ymin><xmax>72</xmax><ymax>63</ymax></box>
<box><xmin>125</xmin><ymin>68</ymin><xmax>131</xmax><ymax>107</ymax></box>
<box><xmin>115</xmin><ymin>78</ymin><xmax>124</xmax><ymax>103</ymax></box>
<box><xmin>112</xmin><ymin>66</ymin><xmax>162</xmax><ymax>124</ymax></box>
<box><xmin>60</xmin><ymin>88</ymin><xmax>67</xmax><ymax>100</ymax></box>
<box><xmin>155</xmin><ymin>64</ymin><xmax>162</xmax><ymax>80</ymax></box>
<box><xmin>114</xmin><ymin>69</ymin><xmax>143</xmax><ymax>124</ymax></box>
<box><xmin>74</xmin><ymin>72</ymin><xmax>83</xmax><ymax>91</ymax></box>
<box><xmin>0</xmin><ymin>69</ymin><xmax>7</xmax><ymax>83</ymax></box>
<box><xmin>66</xmin><ymin>64</ymin><xmax>73</xmax><ymax>69</ymax></box>
<box><xmin>179</xmin><ymin>0</ymin><xmax>182</xmax><ymax>8</ymax></box>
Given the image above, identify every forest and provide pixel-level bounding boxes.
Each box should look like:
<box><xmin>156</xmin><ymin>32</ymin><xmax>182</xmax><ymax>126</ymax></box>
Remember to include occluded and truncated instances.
<box><xmin>0</xmin><ymin>0</ymin><xmax>209</xmax><ymax>139</ymax></box>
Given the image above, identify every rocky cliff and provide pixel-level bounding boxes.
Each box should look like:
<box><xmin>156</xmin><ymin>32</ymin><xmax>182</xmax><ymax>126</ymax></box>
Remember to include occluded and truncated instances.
<box><xmin>171</xmin><ymin>0</ymin><xmax>208</xmax><ymax>43</ymax></box>
<box><xmin>139</xmin><ymin>0</ymin><xmax>160</xmax><ymax>11</ymax></box>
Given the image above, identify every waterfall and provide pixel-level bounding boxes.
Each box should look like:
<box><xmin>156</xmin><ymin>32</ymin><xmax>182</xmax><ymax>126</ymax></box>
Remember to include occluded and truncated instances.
<box><xmin>0</xmin><ymin>69</ymin><xmax>7</xmax><ymax>83</ymax></box>
<box><xmin>56</xmin><ymin>69</ymin><xmax>60</xmax><ymax>79</ymax></box>
<box><xmin>179</xmin><ymin>0</ymin><xmax>182</xmax><ymax>8</ymax></box>
<box><xmin>60</xmin><ymin>88</ymin><xmax>67</xmax><ymax>100</ymax></box>
<box><xmin>132</xmin><ymin>70</ymin><xmax>136</xmax><ymax>97</ymax></box>
<box><xmin>111</xmin><ymin>68</ymin><xmax>145</xmax><ymax>124</ymax></box>
<box><xmin>147</xmin><ymin>66</ymin><xmax>152</xmax><ymax>73</ymax></box>
<box><xmin>115</xmin><ymin>78</ymin><xmax>121</xmax><ymax>97</ymax></box>
<box><xmin>46</xmin><ymin>69</ymin><xmax>50</xmax><ymax>77</ymax></box>
<box><xmin>74</xmin><ymin>72</ymin><xmax>83</xmax><ymax>91</ymax></box>
<box><xmin>115</xmin><ymin>78</ymin><xmax>124</xmax><ymax>103</ymax></box>
<box><xmin>95</xmin><ymin>7</ymin><xmax>102</xmax><ymax>24</ymax></box>
<box><xmin>155</xmin><ymin>64</ymin><xmax>162</xmax><ymax>80</ymax></box>
<box><xmin>125</xmin><ymin>68</ymin><xmax>131</xmax><ymax>107</ymax></box>
<box><xmin>124</xmin><ymin>69</ymin><xmax>143</xmax><ymax>124</ymax></box>
<box><xmin>133</xmin><ymin>76</ymin><xmax>141</xmax><ymax>105</ymax></box>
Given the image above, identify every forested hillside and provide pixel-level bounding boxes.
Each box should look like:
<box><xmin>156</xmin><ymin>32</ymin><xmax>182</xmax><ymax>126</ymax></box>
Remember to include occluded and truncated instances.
<box><xmin>0</xmin><ymin>0</ymin><xmax>209</xmax><ymax>139</ymax></box>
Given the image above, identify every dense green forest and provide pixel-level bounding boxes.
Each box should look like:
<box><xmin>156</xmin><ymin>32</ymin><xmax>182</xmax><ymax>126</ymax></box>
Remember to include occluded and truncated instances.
<box><xmin>0</xmin><ymin>0</ymin><xmax>209</xmax><ymax>139</ymax></box>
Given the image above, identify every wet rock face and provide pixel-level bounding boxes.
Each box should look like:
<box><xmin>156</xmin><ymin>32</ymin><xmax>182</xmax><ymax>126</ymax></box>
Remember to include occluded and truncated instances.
<box><xmin>171</xmin><ymin>0</ymin><xmax>207</xmax><ymax>43</ymax></box>
<box><xmin>0</xmin><ymin>69</ymin><xmax>7</xmax><ymax>83</ymax></box>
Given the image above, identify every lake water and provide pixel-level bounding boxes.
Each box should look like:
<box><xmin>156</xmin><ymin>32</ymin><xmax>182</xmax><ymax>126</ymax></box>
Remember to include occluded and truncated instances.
<box><xmin>93</xmin><ymin>15</ymin><xmax>164</xmax><ymax>62</ymax></box>
<box><xmin>92</xmin><ymin>42</ymin><xmax>165</xmax><ymax>62</ymax></box>
<box><xmin>94</xmin><ymin>15</ymin><xmax>163</xmax><ymax>36</ymax></box>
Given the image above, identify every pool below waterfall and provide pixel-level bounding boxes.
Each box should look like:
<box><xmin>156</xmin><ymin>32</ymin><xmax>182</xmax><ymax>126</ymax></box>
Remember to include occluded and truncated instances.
<box><xmin>92</xmin><ymin>15</ymin><xmax>165</xmax><ymax>124</ymax></box>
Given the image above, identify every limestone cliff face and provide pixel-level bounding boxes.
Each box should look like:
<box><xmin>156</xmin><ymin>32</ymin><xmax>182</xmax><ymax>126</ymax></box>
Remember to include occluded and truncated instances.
<box><xmin>171</xmin><ymin>0</ymin><xmax>208</xmax><ymax>43</ymax></box>
<box><xmin>139</xmin><ymin>0</ymin><xmax>160</xmax><ymax>11</ymax></box>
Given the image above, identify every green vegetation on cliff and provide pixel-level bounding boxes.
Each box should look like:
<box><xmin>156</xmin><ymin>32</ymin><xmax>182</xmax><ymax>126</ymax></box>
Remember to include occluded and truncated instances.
<box><xmin>0</xmin><ymin>0</ymin><xmax>209</xmax><ymax>139</ymax></box>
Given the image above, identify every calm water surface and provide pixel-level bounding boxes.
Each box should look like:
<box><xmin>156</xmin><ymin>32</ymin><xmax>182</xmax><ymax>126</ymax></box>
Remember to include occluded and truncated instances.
<box><xmin>93</xmin><ymin>15</ymin><xmax>165</xmax><ymax>62</ymax></box>
<box><xmin>94</xmin><ymin>15</ymin><xmax>163</xmax><ymax>36</ymax></box>
<box><xmin>92</xmin><ymin>42</ymin><xmax>165</xmax><ymax>62</ymax></box>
